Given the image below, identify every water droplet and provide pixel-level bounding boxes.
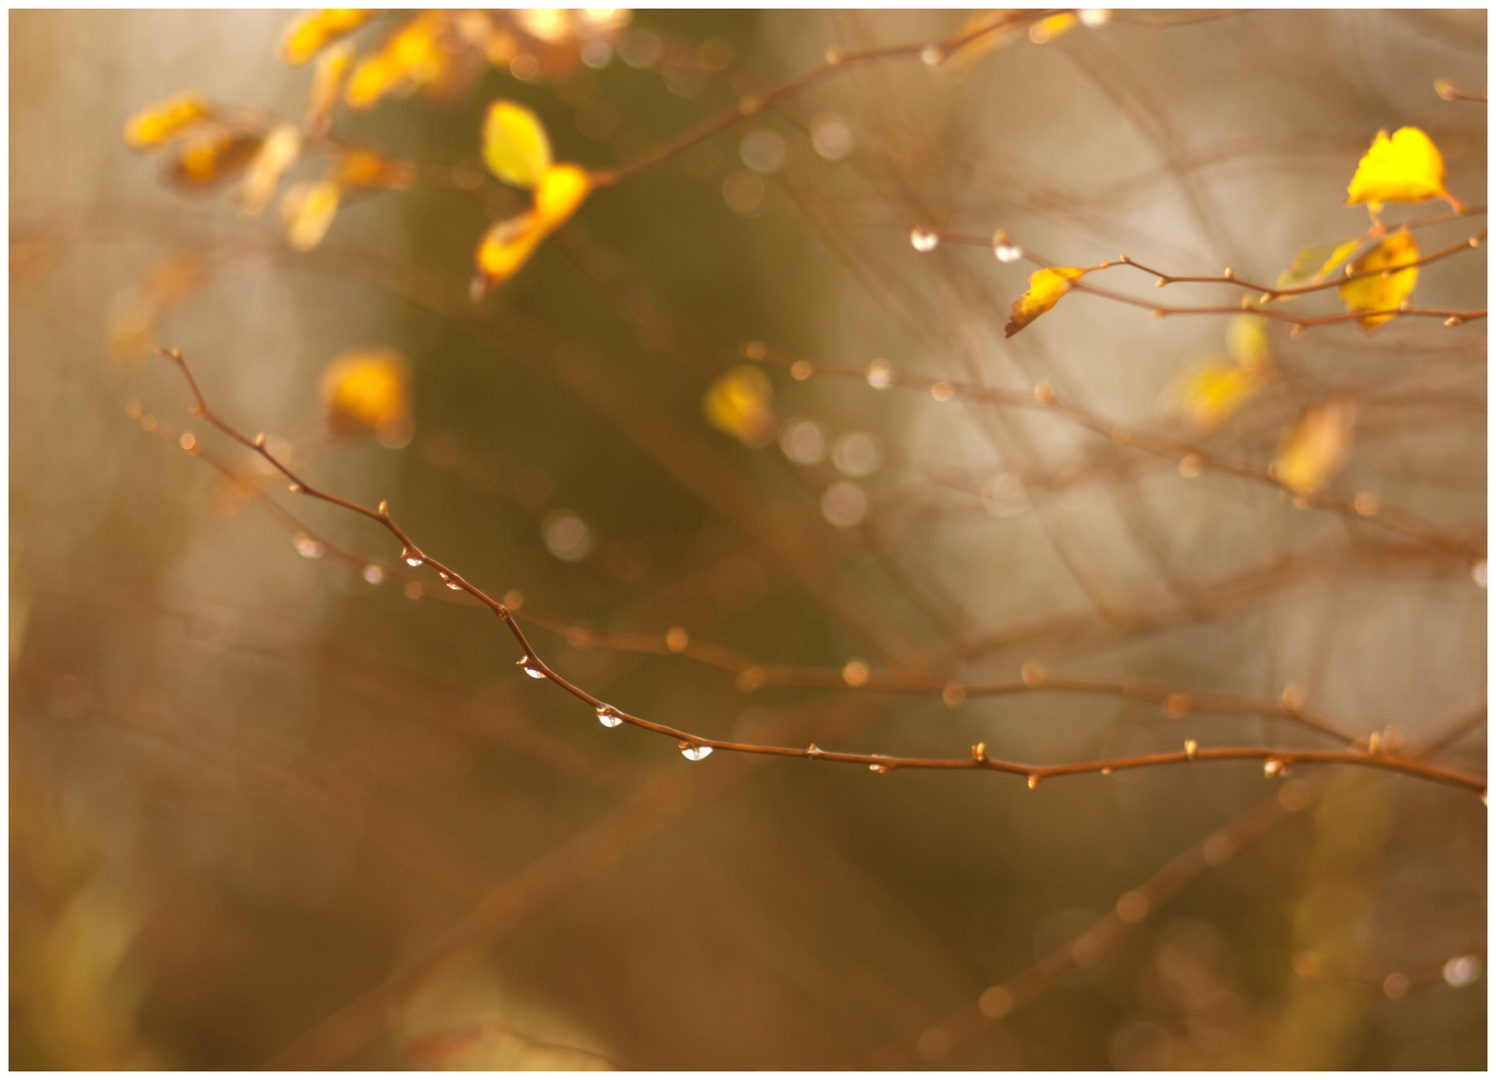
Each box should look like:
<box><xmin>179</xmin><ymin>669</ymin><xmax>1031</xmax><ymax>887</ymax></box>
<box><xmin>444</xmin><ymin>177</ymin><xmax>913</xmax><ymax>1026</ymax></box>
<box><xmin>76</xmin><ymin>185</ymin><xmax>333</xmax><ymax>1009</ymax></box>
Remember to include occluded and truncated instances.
<box><xmin>680</xmin><ymin>742</ymin><xmax>713</xmax><ymax>761</ymax></box>
<box><xmin>930</xmin><ymin>381</ymin><xmax>954</xmax><ymax>402</ymax></box>
<box><xmin>402</xmin><ymin>547</ymin><xmax>423</xmax><ymax>567</ymax></box>
<box><xmin>517</xmin><ymin>657</ymin><xmax>546</xmax><ymax>679</ymax></box>
<box><xmin>866</xmin><ymin>359</ymin><xmax>893</xmax><ymax>389</ymax></box>
<box><xmin>293</xmin><ymin>533</ymin><xmax>323</xmax><ymax>559</ymax></box>
<box><xmin>1472</xmin><ymin>560</ymin><xmax>1488</xmax><ymax>588</ymax></box>
<box><xmin>910</xmin><ymin>227</ymin><xmax>940</xmax><ymax>253</ymax></box>
<box><xmin>1100</xmin><ymin>766</ymin><xmax>1113</xmax><ymax>775</ymax></box>
<box><xmin>1184</xmin><ymin>738</ymin><xmax>1198</xmax><ymax>760</ymax></box>
<box><xmin>869</xmin><ymin>763</ymin><xmax>888</xmax><ymax>774</ymax></box>
<box><xmin>1027</xmin><ymin>773</ymin><xmax>1041</xmax><ymax>789</ymax></box>
<box><xmin>363</xmin><ymin>564</ymin><xmax>385</xmax><ymax>584</ymax></box>
<box><xmin>1178</xmin><ymin>454</ymin><xmax>1203</xmax><ymax>478</ymax></box>
<box><xmin>1079</xmin><ymin>9</ymin><xmax>1112</xmax><ymax>28</ymax></box>
<box><xmin>595</xmin><ymin>704</ymin><xmax>623</xmax><ymax>728</ymax></box>
<box><xmin>1263</xmin><ymin>758</ymin><xmax>1286</xmax><ymax>778</ymax></box>
<box><xmin>790</xmin><ymin>360</ymin><xmax>813</xmax><ymax>381</ymax></box>
<box><xmin>665</xmin><ymin>626</ymin><xmax>690</xmax><ymax>652</ymax></box>
<box><xmin>842</xmin><ymin>658</ymin><xmax>870</xmax><ymax>686</ymax></box>
<box><xmin>919</xmin><ymin>44</ymin><xmax>943</xmax><ymax>67</ymax></box>
<box><xmin>404</xmin><ymin>581</ymin><xmax>423</xmax><ymax>600</ymax></box>
<box><xmin>288</xmin><ymin>482</ymin><xmax>303</xmax><ymax>494</ymax></box>
<box><xmin>942</xmin><ymin>683</ymin><xmax>966</xmax><ymax>707</ymax></box>
<box><xmin>806</xmin><ymin>743</ymin><xmax>821</xmax><ymax>758</ymax></box>
<box><xmin>440</xmin><ymin>572</ymin><xmax>463</xmax><ymax>591</ymax></box>
<box><xmin>1020</xmin><ymin>660</ymin><xmax>1045</xmax><ymax>686</ymax></box>
<box><xmin>992</xmin><ymin>231</ymin><xmax>1022</xmax><ymax>263</ymax></box>
<box><xmin>1443</xmin><ymin>954</ymin><xmax>1482</xmax><ymax>988</ymax></box>
<box><xmin>178</xmin><ymin>432</ymin><xmax>197</xmax><ymax>451</ymax></box>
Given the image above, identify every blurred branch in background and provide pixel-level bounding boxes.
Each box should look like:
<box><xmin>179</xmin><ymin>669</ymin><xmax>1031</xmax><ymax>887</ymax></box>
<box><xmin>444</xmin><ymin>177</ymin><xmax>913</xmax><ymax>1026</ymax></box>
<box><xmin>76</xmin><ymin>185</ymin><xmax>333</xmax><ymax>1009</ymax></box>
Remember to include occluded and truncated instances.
<box><xmin>10</xmin><ymin>7</ymin><xmax>1486</xmax><ymax>1070</ymax></box>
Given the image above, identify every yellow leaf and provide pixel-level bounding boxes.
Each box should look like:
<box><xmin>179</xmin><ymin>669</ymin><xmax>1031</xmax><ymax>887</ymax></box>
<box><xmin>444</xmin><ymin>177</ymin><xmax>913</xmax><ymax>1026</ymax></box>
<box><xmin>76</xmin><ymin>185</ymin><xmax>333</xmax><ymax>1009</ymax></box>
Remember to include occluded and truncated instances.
<box><xmin>319</xmin><ymin>348</ymin><xmax>413</xmax><ymax>446</ymax></box>
<box><xmin>482</xmin><ymin>101</ymin><xmax>553</xmax><ymax>189</ymax></box>
<box><xmin>1273</xmin><ymin>402</ymin><xmax>1355</xmax><ymax>495</ymax></box>
<box><xmin>472</xmin><ymin>212</ymin><xmax>546</xmax><ymax>296</ymax></box>
<box><xmin>1345</xmin><ymin>127</ymin><xmax>1452</xmax><ymax>211</ymax></box>
<box><xmin>238</xmin><ymin>124</ymin><xmax>303</xmax><ymax>218</ymax></box>
<box><xmin>343</xmin><ymin>13</ymin><xmax>447</xmax><ymax>110</ymax></box>
<box><xmin>281</xmin><ymin>180</ymin><xmax>343</xmax><ymax>251</ymax></box>
<box><xmin>122</xmin><ymin>92</ymin><xmax>210</xmax><ymax>149</ymax></box>
<box><xmin>1004</xmin><ymin>267</ymin><xmax>1088</xmax><ymax>337</ymax></box>
<box><xmin>306</xmin><ymin>41</ymin><xmax>355</xmax><ymax>134</ymax></box>
<box><xmin>1028</xmin><ymin>12</ymin><xmax>1078</xmax><ymax>44</ymax></box>
<box><xmin>533</xmin><ymin>163</ymin><xmax>592</xmax><ymax>224</ymax></box>
<box><xmin>279</xmin><ymin>9</ymin><xmax>371</xmax><ymax>66</ymax></box>
<box><xmin>704</xmin><ymin>365</ymin><xmax>776</xmax><ymax>447</ymax></box>
<box><xmin>1176</xmin><ymin>361</ymin><xmax>1263</xmax><ymax>432</ymax></box>
<box><xmin>167</xmin><ymin>131</ymin><xmax>263</xmax><ymax>188</ymax></box>
<box><xmin>470</xmin><ymin>164</ymin><xmax>592</xmax><ymax>296</ymax></box>
<box><xmin>1225</xmin><ymin>314</ymin><xmax>1271</xmax><ymax>374</ymax></box>
<box><xmin>1275</xmin><ymin>237</ymin><xmax>1363</xmax><ymax>291</ymax></box>
<box><xmin>1338</xmin><ymin>229</ymin><xmax>1419</xmax><ymax>331</ymax></box>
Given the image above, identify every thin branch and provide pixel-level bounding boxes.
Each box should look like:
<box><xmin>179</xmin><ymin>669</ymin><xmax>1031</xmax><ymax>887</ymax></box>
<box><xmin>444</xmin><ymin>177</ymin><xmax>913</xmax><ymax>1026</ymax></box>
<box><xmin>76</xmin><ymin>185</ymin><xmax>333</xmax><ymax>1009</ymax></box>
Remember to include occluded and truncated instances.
<box><xmin>745</xmin><ymin>346</ymin><xmax>1486</xmax><ymax>564</ymax></box>
<box><xmin>148</xmin><ymin>348</ymin><xmax>1487</xmax><ymax>798</ymax></box>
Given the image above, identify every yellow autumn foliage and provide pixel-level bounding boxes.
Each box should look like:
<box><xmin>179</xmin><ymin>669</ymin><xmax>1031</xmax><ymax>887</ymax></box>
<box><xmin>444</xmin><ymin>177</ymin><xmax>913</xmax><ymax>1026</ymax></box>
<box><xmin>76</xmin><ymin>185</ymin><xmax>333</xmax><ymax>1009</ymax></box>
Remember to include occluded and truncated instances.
<box><xmin>482</xmin><ymin>101</ymin><xmax>554</xmax><ymax>189</ymax></box>
<box><xmin>279</xmin><ymin>8</ymin><xmax>371</xmax><ymax>66</ymax></box>
<box><xmin>1338</xmin><ymin>229</ymin><xmax>1419</xmax><ymax>331</ymax></box>
<box><xmin>704</xmin><ymin>366</ymin><xmax>776</xmax><ymax>447</ymax></box>
<box><xmin>281</xmin><ymin>180</ymin><xmax>343</xmax><ymax>252</ymax></box>
<box><xmin>122</xmin><ymin>92</ymin><xmax>211</xmax><ymax>149</ymax></box>
<box><xmin>472</xmin><ymin>164</ymin><xmax>594</xmax><ymax>295</ymax></box>
<box><xmin>343</xmin><ymin>12</ymin><xmax>448</xmax><ymax>110</ymax></box>
<box><xmin>305</xmin><ymin>41</ymin><xmax>355</xmax><ymax>134</ymax></box>
<box><xmin>1273</xmin><ymin>402</ymin><xmax>1355</xmax><ymax>495</ymax></box>
<box><xmin>1275</xmin><ymin>237</ymin><xmax>1362</xmax><ymax>291</ymax></box>
<box><xmin>238</xmin><ymin>124</ymin><xmax>302</xmax><ymax>217</ymax></box>
<box><xmin>1171</xmin><ymin>316</ymin><xmax>1272</xmax><ymax>431</ymax></box>
<box><xmin>1004</xmin><ymin>267</ymin><xmax>1088</xmax><ymax>337</ymax></box>
<box><xmin>319</xmin><ymin>348</ymin><xmax>413</xmax><ymax>446</ymax></box>
<box><xmin>1346</xmin><ymin>127</ymin><xmax>1460</xmax><ymax>212</ymax></box>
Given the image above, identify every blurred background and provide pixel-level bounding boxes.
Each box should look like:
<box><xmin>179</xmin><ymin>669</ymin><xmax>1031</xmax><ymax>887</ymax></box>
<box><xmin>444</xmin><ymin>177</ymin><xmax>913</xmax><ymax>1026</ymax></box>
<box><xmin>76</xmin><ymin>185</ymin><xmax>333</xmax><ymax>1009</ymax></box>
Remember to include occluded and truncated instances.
<box><xmin>9</xmin><ymin>8</ymin><xmax>1486</xmax><ymax>1069</ymax></box>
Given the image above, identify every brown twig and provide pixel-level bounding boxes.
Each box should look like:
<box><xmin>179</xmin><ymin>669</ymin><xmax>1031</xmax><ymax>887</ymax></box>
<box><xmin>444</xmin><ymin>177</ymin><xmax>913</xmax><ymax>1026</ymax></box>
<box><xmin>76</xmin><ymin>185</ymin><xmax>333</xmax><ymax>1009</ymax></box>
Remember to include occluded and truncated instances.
<box><xmin>147</xmin><ymin>347</ymin><xmax>1486</xmax><ymax>799</ymax></box>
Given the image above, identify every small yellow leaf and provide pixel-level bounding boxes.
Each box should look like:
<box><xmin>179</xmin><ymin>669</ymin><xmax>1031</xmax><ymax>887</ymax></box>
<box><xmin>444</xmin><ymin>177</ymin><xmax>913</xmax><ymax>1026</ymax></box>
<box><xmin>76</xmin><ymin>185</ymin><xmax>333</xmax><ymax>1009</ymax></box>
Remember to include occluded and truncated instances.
<box><xmin>239</xmin><ymin>124</ymin><xmax>303</xmax><ymax>217</ymax></box>
<box><xmin>122</xmin><ymin>91</ymin><xmax>210</xmax><ymax>149</ymax></box>
<box><xmin>306</xmin><ymin>41</ymin><xmax>355</xmax><ymax>134</ymax></box>
<box><xmin>1273</xmin><ymin>402</ymin><xmax>1355</xmax><ymax>495</ymax></box>
<box><xmin>279</xmin><ymin>9</ymin><xmax>371</xmax><ymax>66</ymax></box>
<box><xmin>533</xmin><ymin>163</ymin><xmax>592</xmax><ymax>224</ymax></box>
<box><xmin>1029</xmin><ymin>12</ymin><xmax>1078</xmax><ymax>44</ymax></box>
<box><xmin>281</xmin><ymin>180</ymin><xmax>343</xmax><ymax>251</ymax></box>
<box><xmin>343</xmin><ymin>13</ymin><xmax>447</xmax><ymax>110</ymax></box>
<box><xmin>472</xmin><ymin>212</ymin><xmax>546</xmax><ymax>296</ymax></box>
<box><xmin>1275</xmin><ymin>237</ymin><xmax>1363</xmax><ymax>291</ymax></box>
<box><xmin>1338</xmin><ymin>229</ymin><xmax>1419</xmax><ymax>331</ymax></box>
<box><xmin>1225</xmin><ymin>314</ymin><xmax>1271</xmax><ymax>373</ymax></box>
<box><xmin>320</xmin><ymin>347</ymin><xmax>413</xmax><ymax>446</ymax></box>
<box><xmin>167</xmin><ymin>131</ymin><xmax>264</xmax><ymax>188</ymax></box>
<box><xmin>1004</xmin><ymin>267</ymin><xmax>1088</xmax><ymax>337</ymax></box>
<box><xmin>1346</xmin><ymin>127</ymin><xmax>1453</xmax><ymax>211</ymax></box>
<box><xmin>704</xmin><ymin>365</ymin><xmax>776</xmax><ymax>447</ymax></box>
<box><xmin>470</xmin><ymin>164</ymin><xmax>593</xmax><ymax>296</ymax></box>
<box><xmin>1176</xmin><ymin>362</ymin><xmax>1263</xmax><ymax>432</ymax></box>
<box><xmin>482</xmin><ymin>101</ymin><xmax>554</xmax><ymax>189</ymax></box>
